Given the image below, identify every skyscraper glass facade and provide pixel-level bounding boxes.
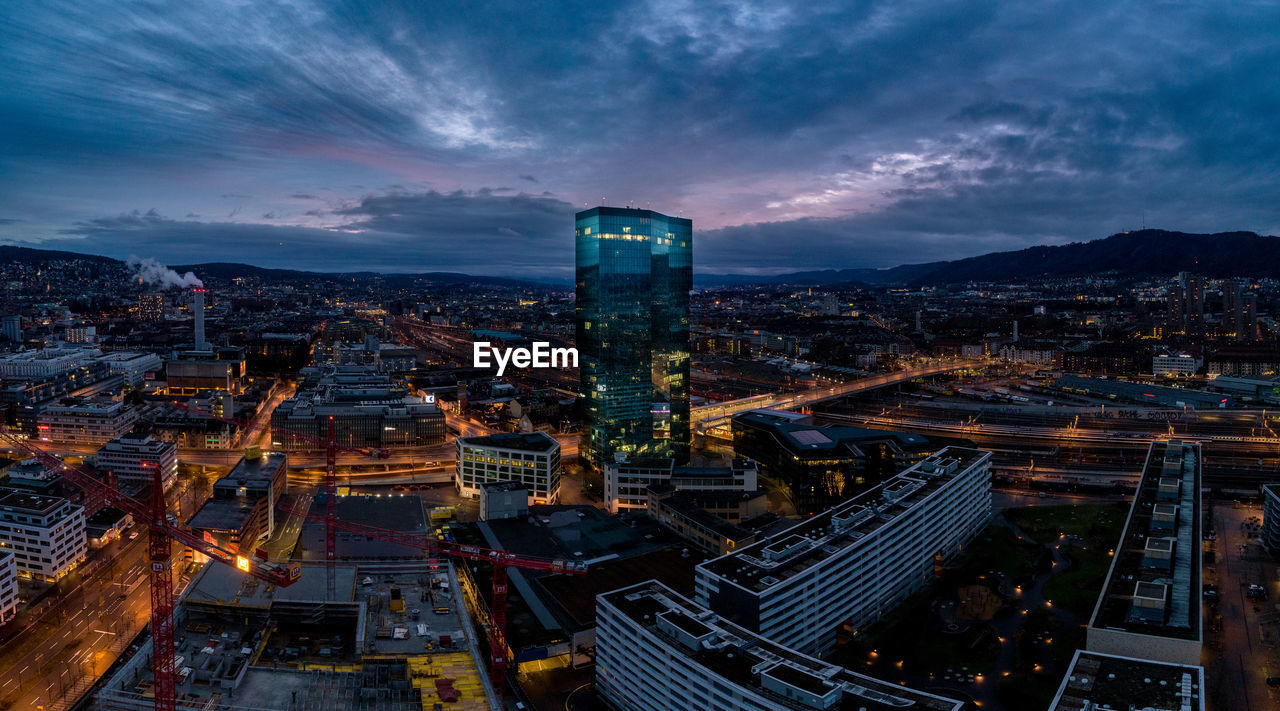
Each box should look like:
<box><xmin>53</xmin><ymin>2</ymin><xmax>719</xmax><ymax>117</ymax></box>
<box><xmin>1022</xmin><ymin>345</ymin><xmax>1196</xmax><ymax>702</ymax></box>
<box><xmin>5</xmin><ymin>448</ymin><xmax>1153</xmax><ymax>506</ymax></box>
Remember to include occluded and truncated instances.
<box><xmin>576</xmin><ymin>207</ymin><xmax>692</xmax><ymax>468</ymax></box>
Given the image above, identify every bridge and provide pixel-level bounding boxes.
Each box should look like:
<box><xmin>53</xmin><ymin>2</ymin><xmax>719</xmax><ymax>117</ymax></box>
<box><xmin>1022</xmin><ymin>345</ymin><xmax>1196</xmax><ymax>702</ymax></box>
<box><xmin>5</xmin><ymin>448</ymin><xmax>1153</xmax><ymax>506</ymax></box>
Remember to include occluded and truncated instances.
<box><xmin>692</xmin><ymin>360</ymin><xmax>983</xmax><ymax>433</ymax></box>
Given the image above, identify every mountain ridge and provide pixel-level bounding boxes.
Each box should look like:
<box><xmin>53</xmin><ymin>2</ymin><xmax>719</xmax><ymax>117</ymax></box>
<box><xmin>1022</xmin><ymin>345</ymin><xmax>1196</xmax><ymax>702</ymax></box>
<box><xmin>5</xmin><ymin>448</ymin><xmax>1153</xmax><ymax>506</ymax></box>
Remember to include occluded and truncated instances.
<box><xmin>5</xmin><ymin>228</ymin><xmax>1277</xmax><ymax>288</ymax></box>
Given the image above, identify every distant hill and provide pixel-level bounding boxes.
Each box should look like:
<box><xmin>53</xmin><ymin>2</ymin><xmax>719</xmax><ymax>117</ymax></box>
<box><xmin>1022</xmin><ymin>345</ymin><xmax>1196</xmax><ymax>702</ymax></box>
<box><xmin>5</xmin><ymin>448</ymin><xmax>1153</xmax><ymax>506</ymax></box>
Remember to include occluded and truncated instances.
<box><xmin>696</xmin><ymin>230</ymin><xmax>1280</xmax><ymax>287</ymax></box>
<box><xmin>7</xmin><ymin>229</ymin><xmax>1278</xmax><ymax>289</ymax></box>
<box><xmin>0</xmin><ymin>244</ymin><xmax>122</xmax><ymax>266</ymax></box>
<box><xmin>0</xmin><ymin>246</ymin><xmax>547</xmax><ymax>288</ymax></box>
<box><xmin>171</xmin><ymin>261</ymin><xmax>542</xmax><ymax>288</ymax></box>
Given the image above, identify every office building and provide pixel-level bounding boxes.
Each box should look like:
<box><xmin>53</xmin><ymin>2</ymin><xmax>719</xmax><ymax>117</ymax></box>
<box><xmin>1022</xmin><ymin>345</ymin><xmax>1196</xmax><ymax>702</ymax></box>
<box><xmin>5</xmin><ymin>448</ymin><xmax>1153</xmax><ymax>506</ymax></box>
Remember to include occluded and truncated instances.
<box><xmin>1086</xmin><ymin>441</ymin><xmax>1202</xmax><ymax>665</ymax></box>
<box><xmin>596</xmin><ymin>580</ymin><xmax>964</xmax><ymax>711</ymax></box>
<box><xmin>732</xmin><ymin>409</ymin><xmax>956</xmax><ymax>514</ymax></box>
<box><xmin>576</xmin><ymin>207</ymin><xmax>692</xmax><ymax>467</ymax></box>
<box><xmin>695</xmin><ymin>448</ymin><xmax>992</xmax><ymax>655</ymax></box>
<box><xmin>0</xmin><ymin>550</ymin><xmax>17</xmax><ymax>624</ymax></box>
<box><xmin>604</xmin><ymin>458</ymin><xmax>757</xmax><ymax>514</ymax></box>
<box><xmin>478</xmin><ymin>480</ymin><xmax>529</xmax><ymax>521</ymax></box>
<box><xmin>272</xmin><ymin>371</ymin><xmax>444</xmax><ymax>451</ymax></box>
<box><xmin>94</xmin><ymin>433</ymin><xmax>178</xmax><ymax>490</ymax></box>
<box><xmin>1151</xmin><ymin>350</ymin><xmax>1200</xmax><ymax>377</ymax></box>
<box><xmin>187</xmin><ymin>451</ymin><xmax>287</xmax><ymax>553</ymax></box>
<box><xmin>96</xmin><ymin>351</ymin><xmax>163</xmax><ymax>387</ymax></box>
<box><xmin>456</xmin><ymin>431</ymin><xmax>560</xmax><ymax>504</ymax></box>
<box><xmin>38</xmin><ymin>397</ymin><xmax>139</xmax><ymax>445</ymax></box>
<box><xmin>0</xmin><ymin>489</ymin><xmax>87</xmax><ymax>582</ymax></box>
<box><xmin>1048</xmin><ymin>650</ymin><xmax>1203</xmax><ymax>711</ymax></box>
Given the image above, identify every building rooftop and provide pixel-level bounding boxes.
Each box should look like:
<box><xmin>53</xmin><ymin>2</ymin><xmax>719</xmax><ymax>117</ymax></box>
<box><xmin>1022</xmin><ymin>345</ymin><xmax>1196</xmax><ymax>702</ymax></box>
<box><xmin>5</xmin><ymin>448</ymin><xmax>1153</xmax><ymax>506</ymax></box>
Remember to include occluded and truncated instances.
<box><xmin>602</xmin><ymin>581</ymin><xmax>963</xmax><ymax>711</ymax></box>
<box><xmin>456</xmin><ymin>431</ymin><xmax>559</xmax><ymax>454</ymax></box>
<box><xmin>1048</xmin><ymin>650</ymin><xmax>1204</xmax><ymax>711</ymax></box>
<box><xmin>479</xmin><ymin>480</ymin><xmax>528</xmax><ymax>493</ymax></box>
<box><xmin>1089</xmin><ymin>440</ymin><xmax>1201</xmax><ymax>641</ymax></box>
<box><xmin>734</xmin><ymin>408</ymin><xmax>932</xmax><ymax>453</ymax></box>
<box><xmin>184</xmin><ymin>561</ymin><xmax>358</xmax><ymax>609</ymax></box>
<box><xmin>224</xmin><ymin>451</ymin><xmax>287</xmax><ymax>486</ymax></box>
<box><xmin>698</xmin><ymin>447</ymin><xmax>990</xmax><ymax>593</ymax></box>
<box><xmin>296</xmin><ymin>494</ymin><xmax>431</xmax><ymax>562</ymax></box>
<box><xmin>0</xmin><ymin>488</ymin><xmax>71</xmax><ymax>516</ymax></box>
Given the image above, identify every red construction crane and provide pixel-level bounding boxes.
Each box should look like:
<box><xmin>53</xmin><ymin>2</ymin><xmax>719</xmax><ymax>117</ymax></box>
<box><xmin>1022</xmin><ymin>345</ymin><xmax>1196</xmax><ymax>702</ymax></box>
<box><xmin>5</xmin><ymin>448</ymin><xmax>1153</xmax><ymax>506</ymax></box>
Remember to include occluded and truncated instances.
<box><xmin>284</xmin><ymin>504</ymin><xmax>586</xmax><ymax>699</ymax></box>
<box><xmin>167</xmin><ymin>401</ymin><xmax>389</xmax><ymax>598</ymax></box>
<box><xmin>0</xmin><ymin>427</ymin><xmax>300</xmax><ymax>711</ymax></box>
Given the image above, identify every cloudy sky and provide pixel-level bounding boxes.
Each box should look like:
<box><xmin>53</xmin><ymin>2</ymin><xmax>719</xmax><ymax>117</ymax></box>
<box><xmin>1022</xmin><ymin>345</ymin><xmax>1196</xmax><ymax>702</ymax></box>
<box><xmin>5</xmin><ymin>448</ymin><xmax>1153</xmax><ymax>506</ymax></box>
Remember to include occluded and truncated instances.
<box><xmin>1</xmin><ymin>1</ymin><xmax>1278</xmax><ymax>278</ymax></box>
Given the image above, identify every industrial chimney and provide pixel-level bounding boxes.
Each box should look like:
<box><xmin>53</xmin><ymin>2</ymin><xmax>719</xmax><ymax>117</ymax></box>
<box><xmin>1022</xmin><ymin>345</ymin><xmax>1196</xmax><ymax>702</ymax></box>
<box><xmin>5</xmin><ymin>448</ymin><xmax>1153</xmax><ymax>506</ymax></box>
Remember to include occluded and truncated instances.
<box><xmin>192</xmin><ymin>288</ymin><xmax>207</xmax><ymax>350</ymax></box>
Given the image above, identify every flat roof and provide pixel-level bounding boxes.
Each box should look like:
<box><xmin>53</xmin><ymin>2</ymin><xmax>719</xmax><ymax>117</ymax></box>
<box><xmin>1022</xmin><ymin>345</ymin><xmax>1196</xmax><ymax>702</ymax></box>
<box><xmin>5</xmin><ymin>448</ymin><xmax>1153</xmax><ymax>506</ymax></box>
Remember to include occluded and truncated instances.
<box><xmin>602</xmin><ymin>581</ymin><xmax>963</xmax><ymax>711</ymax></box>
<box><xmin>1088</xmin><ymin>440</ymin><xmax>1202</xmax><ymax>641</ymax></box>
<box><xmin>186</xmin><ymin>496</ymin><xmax>257</xmax><ymax>532</ymax></box>
<box><xmin>698</xmin><ymin>447</ymin><xmax>990</xmax><ymax>593</ymax></box>
<box><xmin>0</xmin><ymin>488</ymin><xmax>70</xmax><ymax>516</ymax></box>
<box><xmin>480</xmin><ymin>480</ymin><xmax>528</xmax><ymax>493</ymax></box>
<box><xmin>225</xmin><ymin>452</ymin><xmax>287</xmax><ymax>485</ymax></box>
<box><xmin>1049</xmin><ymin>650</ymin><xmax>1204</xmax><ymax>711</ymax></box>
<box><xmin>733</xmin><ymin>408</ymin><xmax>933</xmax><ymax>453</ymax></box>
<box><xmin>296</xmin><ymin>494</ymin><xmax>430</xmax><ymax>562</ymax></box>
<box><xmin>457</xmin><ymin>431</ymin><xmax>558</xmax><ymax>454</ymax></box>
<box><xmin>183</xmin><ymin>561</ymin><xmax>358</xmax><ymax>609</ymax></box>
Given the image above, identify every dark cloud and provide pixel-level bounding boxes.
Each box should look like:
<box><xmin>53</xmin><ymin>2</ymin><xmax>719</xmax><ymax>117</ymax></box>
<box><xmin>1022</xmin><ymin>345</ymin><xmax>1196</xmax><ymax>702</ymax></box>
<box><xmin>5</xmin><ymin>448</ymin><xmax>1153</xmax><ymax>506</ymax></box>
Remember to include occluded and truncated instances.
<box><xmin>1</xmin><ymin>1</ymin><xmax>1279</xmax><ymax>274</ymax></box>
<box><xmin>41</xmin><ymin>190</ymin><xmax>579</xmax><ymax>277</ymax></box>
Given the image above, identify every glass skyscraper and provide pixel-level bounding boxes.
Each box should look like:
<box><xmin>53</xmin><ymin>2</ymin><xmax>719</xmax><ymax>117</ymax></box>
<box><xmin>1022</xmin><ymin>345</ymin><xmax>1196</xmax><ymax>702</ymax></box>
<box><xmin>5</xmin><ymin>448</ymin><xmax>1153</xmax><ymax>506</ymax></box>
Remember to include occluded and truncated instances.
<box><xmin>576</xmin><ymin>207</ymin><xmax>692</xmax><ymax>468</ymax></box>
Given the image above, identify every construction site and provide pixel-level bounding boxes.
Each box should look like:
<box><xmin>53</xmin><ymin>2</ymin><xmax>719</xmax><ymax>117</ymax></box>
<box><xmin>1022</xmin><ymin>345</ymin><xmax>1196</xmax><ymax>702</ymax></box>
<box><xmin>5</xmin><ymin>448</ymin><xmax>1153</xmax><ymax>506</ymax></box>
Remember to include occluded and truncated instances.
<box><xmin>96</xmin><ymin>556</ymin><xmax>497</xmax><ymax>711</ymax></box>
<box><xmin>0</xmin><ymin>394</ymin><xmax>586</xmax><ymax>711</ymax></box>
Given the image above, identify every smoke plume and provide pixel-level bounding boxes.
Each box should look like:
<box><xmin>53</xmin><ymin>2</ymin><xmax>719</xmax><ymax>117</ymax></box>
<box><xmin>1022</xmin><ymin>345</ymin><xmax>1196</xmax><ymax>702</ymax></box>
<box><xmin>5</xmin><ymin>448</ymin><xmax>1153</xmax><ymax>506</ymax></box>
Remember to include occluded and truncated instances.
<box><xmin>127</xmin><ymin>257</ymin><xmax>203</xmax><ymax>289</ymax></box>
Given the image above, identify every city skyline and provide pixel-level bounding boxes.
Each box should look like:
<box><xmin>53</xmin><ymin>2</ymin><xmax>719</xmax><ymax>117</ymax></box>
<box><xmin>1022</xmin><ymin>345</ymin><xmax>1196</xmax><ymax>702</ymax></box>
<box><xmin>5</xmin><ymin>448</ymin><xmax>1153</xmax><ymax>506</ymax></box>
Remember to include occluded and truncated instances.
<box><xmin>2</xmin><ymin>1</ymin><xmax>1280</xmax><ymax>277</ymax></box>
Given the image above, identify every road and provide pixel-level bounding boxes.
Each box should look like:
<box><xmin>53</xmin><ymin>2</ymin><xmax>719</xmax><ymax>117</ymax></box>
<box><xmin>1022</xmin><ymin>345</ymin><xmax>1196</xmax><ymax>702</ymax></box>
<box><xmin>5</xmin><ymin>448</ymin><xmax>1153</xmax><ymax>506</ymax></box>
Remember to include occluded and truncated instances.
<box><xmin>0</xmin><ymin>534</ymin><xmax>155</xmax><ymax>711</ymax></box>
<box><xmin>1204</xmin><ymin>503</ymin><xmax>1280</xmax><ymax>711</ymax></box>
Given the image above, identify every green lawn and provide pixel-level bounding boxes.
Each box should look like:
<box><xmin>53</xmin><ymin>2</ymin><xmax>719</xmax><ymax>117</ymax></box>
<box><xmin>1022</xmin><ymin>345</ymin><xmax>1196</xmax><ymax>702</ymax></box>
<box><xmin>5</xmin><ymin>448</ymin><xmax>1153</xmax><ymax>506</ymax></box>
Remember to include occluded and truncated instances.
<box><xmin>1041</xmin><ymin>546</ymin><xmax>1114</xmax><ymax>618</ymax></box>
<box><xmin>1005</xmin><ymin>503</ymin><xmax>1127</xmax><ymax>547</ymax></box>
<box><xmin>962</xmin><ymin>523</ymin><xmax>1047</xmax><ymax>584</ymax></box>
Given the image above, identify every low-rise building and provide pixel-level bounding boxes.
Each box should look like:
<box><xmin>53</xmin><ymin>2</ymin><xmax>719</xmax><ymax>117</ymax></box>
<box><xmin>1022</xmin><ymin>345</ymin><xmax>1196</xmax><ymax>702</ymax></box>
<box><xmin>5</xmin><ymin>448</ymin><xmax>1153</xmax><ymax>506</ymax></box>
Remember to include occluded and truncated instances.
<box><xmin>695</xmin><ymin>447</ymin><xmax>992</xmax><ymax>655</ymax></box>
<box><xmin>731</xmin><ymin>409</ymin><xmax>955</xmax><ymax>514</ymax></box>
<box><xmin>38</xmin><ymin>397</ymin><xmax>139</xmax><ymax>445</ymax></box>
<box><xmin>604</xmin><ymin>458</ymin><xmax>757</xmax><ymax>514</ymax></box>
<box><xmin>456</xmin><ymin>431</ymin><xmax>560</xmax><ymax>504</ymax></box>
<box><xmin>86</xmin><ymin>507</ymin><xmax>132</xmax><ymax>548</ymax></box>
<box><xmin>0</xmin><ymin>489</ymin><xmax>87</xmax><ymax>582</ymax></box>
<box><xmin>646</xmin><ymin>487</ymin><xmax>767</xmax><ymax>556</ymax></box>
<box><xmin>187</xmin><ymin>451</ymin><xmax>287</xmax><ymax>554</ymax></box>
<box><xmin>95</xmin><ymin>351</ymin><xmax>163</xmax><ymax>387</ymax></box>
<box><xmin>94</xmin><ymin>433</ymin><xmax>178</xmax><ymax>491</ymax></box>
<box><xmin>478</xmin><ymin>480</ymin><xmax>529</xmax><ymax>521</ymax></box>
<box><xmin>1152</xmin><ymin>351</ymin><xmax>1201</xmax><ymax>377</ymax></box>
<box><xmin>596</xmin><ymin>580</ymin><xmax>964</xmax><ymax>711</ymax></box>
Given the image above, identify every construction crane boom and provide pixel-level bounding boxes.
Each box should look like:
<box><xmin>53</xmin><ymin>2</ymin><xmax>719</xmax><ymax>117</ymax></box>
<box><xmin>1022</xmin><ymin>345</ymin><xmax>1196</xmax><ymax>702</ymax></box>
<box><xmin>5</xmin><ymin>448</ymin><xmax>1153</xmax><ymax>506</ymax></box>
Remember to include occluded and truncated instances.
<box><xmin>0</xmin><ymin>427</ymin><xmax>300</xmax><ymax>711</ymax></box>
<box><xmin>281</xmin><ymin>501</ymin><xmax>585</xmax><ymax>698</ymax></box>
<box><xmin>168</xmin><ymin>399</ymin><xmax>388</xmax><ymax>598</ymax></box>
